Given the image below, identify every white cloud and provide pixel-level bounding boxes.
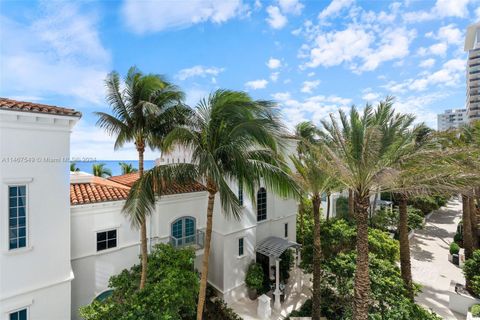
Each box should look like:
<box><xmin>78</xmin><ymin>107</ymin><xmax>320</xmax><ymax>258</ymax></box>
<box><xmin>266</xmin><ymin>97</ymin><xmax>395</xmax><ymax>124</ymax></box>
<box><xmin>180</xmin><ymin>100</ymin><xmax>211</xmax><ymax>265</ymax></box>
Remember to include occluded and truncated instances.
<box><xmin>419</xmin><ymin>58</ymin><xmax>435</xmax><ymax>68</ymax></box>
<box><xmin>301</xmin><ymin>80</ymin><xmax>321</xmax><ymax>93</ymax></box>
<box><xmin>122</xmin><ymin>0</ymin><xmax>245</xmax><ymax>33</ymax></box>
<box><xmin>272</xmin><ymin>92</ymin><xmax>291</xmax><ymax>100</ymax></box>
<box><xmin>437</xmin><ymin>24</ymin><xmax>463</xmax><ymax>45</ymax></box>
<box><xmin>266</xmin><ymin>6</ymin><xmax>287</xmax><ymax>29</ymax></box>
<box><xmin>0</xmin><ymin>2</ymin><xmax>110</xmax><ymax>105</ymax></box>
<box><xmin>362</xmin><ymin>92</ymin><xmax>380</xmax><ymax>101</ymax></box>
<box><xmin>404</xmin><ymin>0</ymin><xmax>473</xmax><ymax>22</ymax></box>
<box><xmin>428</xmin><ymin>42</ymin><xmax>447</xmax><ymax>56</ymax></box>
<box><xmin>245</xmin><ymin>79</ymin><xmax>268</xmax><ymax>90</ymax></box>
<box><xmin>278</xmin><ymin>0</ymin><xmax>304</xmax><ymax>15</ymax></box>
<box><xmin>307</xmin><ymin>72</ymin><xmax>315</xmax><ymax>77</ymax></box>
<box><xmin>270</xmin><ymin>72</ymin><xmax>280</xmax><ymax>82</ymax></box>
<box><xmin>476</xmin><ymin>7</ymin><xmax>480</xmax><ymax>20</ymax></box>
<box><xmin>267</xmin><ymin>58</ymin><xmax>282</xmax><ymax>69</ymax></box>
<box><xmin>176</xmin><ymin>65</ymin><xmax>225</xmax><ymax>80</ymax></box>
<box><xmin>318</xmin><ymin>0</ymin><xmax>354</xmax><ymax>20</ymax></box>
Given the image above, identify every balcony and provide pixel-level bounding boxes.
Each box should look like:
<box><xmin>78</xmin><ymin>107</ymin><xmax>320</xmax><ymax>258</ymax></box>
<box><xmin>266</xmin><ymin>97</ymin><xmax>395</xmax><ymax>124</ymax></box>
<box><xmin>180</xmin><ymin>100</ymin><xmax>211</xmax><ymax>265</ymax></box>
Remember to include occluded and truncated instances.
<box><xmin>169</xmin><ymin>230</ymin><xmax>205</xmax><ymax>249</ymax></box>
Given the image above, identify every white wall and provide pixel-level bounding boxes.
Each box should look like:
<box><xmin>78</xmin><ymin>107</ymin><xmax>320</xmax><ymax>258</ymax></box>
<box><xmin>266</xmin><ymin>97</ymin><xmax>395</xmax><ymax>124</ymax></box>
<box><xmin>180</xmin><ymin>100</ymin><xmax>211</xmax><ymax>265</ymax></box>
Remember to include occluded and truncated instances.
<box><xmin>0</xmin><ymin>110</ymin><xmax>77</xmax><ymax>320</ymax></box>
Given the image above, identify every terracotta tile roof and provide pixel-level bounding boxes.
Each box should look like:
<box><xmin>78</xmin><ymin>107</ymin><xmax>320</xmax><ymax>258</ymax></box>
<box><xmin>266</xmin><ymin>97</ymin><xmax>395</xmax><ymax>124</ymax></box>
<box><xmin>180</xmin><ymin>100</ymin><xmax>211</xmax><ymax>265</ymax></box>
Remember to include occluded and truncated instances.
<box><xmin>108</xmin><ymin>173</ymin><xmax>207</xmax><ymax>196</ymax></box>
<box><xmin>0</xmin><ymin>97</ymin><xmax>81</xmax><ymax>117</ymax></box>
<box><xmin>70</xmin><ymin>177</ymin><xmax>130</xmax><ymax>205</ymax></box>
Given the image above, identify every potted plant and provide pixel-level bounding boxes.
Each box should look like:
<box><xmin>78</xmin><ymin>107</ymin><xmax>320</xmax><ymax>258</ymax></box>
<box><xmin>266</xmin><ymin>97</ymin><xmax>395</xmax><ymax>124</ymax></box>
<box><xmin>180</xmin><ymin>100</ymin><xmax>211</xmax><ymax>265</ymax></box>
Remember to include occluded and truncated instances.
<box><xmin>245</xmin><ymin>263</ymin><xmax>264</xmax><ymax>300</ymax></box>
<box><xmin>449</xmin><ymin>242</ymin><xmax>460</xmax><ymax>264</ymax></box>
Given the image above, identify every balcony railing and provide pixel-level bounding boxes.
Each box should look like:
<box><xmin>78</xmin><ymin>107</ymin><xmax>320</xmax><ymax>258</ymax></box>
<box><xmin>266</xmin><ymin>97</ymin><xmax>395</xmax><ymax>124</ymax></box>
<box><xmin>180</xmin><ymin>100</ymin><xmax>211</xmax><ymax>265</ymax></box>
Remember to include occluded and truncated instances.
<box><xmin>169</xmin><ymin>230</ymin><xmax>205</xmax><ymax>249</ymax></box>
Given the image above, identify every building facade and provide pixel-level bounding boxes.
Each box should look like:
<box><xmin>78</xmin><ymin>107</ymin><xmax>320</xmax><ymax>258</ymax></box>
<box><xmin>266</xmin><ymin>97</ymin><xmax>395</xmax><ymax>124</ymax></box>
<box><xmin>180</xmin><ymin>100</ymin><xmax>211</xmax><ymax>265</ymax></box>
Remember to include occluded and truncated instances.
<box><xmin>465</xmin><ymin>22</ymin><xmax>480</xmax><ymax>122</ymax></box>
<box><xmin>437</xmin><ymin>108</ymin><xmax>468</xmax><ymax>131</ymax></box>
<box><xmin>0</xmin><ymin>99</ymin><xmax>81</xmax><ymax>320</ymax></box>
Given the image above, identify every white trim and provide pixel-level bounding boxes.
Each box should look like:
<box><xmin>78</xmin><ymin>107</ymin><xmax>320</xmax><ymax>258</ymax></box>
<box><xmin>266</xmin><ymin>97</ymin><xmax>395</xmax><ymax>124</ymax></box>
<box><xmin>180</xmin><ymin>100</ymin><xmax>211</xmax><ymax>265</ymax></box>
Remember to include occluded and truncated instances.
<box><xmin>3</xmin><ymin>183</ymin><xmax>31</xmax><ymax>253</ymax></box>
<box><xmin>2</xmin><ymin>178</ymin><xmax>33</xmax><ymax>184</ymax></box>
<box><xmin>3</xmin><ymin>302</ymin><xmax>31</xmax><ymax>319</ymax></box>
<box><xmin>95</xmin><ymin>228</ymin><xmax>118</xmax><ymax>253</ymax></box>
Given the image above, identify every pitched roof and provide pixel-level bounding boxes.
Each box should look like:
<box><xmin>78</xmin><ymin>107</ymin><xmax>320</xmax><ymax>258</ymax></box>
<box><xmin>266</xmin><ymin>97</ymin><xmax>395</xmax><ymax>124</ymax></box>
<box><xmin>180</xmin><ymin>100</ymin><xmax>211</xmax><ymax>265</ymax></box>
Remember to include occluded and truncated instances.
<box><xmin>70</xmin><ymin>176</ymin><xmax>130</xmax><ymax>205</ymax></box>
<box><xmin>108</xmin><ymin>173</ymin><xmax>207</xmax><ymax>196</ymax></box>
<box><xmin>0</xmin><ymin>98</ymin><xmax>81</xmax><ymax>117</ymax></box>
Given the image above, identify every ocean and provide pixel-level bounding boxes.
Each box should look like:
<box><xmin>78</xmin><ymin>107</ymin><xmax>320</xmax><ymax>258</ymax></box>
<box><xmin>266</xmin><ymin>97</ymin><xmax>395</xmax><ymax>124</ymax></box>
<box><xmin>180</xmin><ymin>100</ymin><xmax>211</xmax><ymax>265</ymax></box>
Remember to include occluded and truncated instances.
<box><xmin>72</xmin><ymin>160</ymin><xmax>156</xmax><ymax>176</ymax></box>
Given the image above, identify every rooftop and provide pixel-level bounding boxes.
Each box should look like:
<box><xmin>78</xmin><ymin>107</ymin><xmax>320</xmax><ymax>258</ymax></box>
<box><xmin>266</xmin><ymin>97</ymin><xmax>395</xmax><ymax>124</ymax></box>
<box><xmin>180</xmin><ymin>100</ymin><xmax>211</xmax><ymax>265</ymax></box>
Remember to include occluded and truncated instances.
<box><xmin>0</xmin><ymin>97</ymin><xmax>81</xmax><ymax>117</ymax></box>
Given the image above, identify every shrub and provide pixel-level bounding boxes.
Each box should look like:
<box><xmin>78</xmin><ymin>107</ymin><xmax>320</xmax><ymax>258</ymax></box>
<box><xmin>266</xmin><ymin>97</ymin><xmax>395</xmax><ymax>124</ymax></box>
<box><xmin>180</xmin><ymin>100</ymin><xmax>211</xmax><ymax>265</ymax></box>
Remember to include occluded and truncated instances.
<box><xmin>464</xmin><ymin>250</ymin><xmax>480</xmax><ymax>297</ymax></box>
<box><xmin>280</xmin><ymin>249</ymin><xmax>294</xmax><ymax>281</ymax></box>
<box><xmin>79</xmin><ymin>244</ymin><xmax>198</xmax><ymax>320</ymax></box>
<box><xmin>286</xmin><ymin>299</ymin><xmax>312</xmax><ymax>319</ymax></box>
<box><xmin>410</xmin><ymin>196</ymin><xmax>440</xmax><ymax>215</ymax></box>
<box><xmin>449</xmin><ymin>243</ymin><xmax>460</xmax><ymax>255</ymax></box>
<box><xmin>335</xmin><ymin>196</ymin><xmax>350</xmax><ymax>220</ymax></box>
<box><xmin>371</xmin><ymin>206</ymin><xmax>424</xmax><ymax>234</ymax></box>
<box><xmin>204</xmin><ymin>299</ymin><xmax>242</xmax><ymax>320</ymax></box>
<box><xmin>471</xmin><ymin>304</ymin><xmax>480</xmax><ymax>317</ymax></box>
<box><xmin>245</xmin><ymin>263</ymin><xmax>264</xmax><ymax>290</ymax></box>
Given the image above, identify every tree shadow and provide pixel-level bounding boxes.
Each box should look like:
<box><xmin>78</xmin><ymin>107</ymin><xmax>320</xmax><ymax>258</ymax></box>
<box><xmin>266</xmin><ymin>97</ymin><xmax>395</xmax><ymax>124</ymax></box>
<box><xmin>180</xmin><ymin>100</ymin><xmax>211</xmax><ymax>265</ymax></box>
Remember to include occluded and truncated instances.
<box><xmin>416</xmin><ymin>284</ymin><xmax>466</xmax><ymax>320</ymax></box>
<box><xmin>410</xmin><ymin>237</ymin><xmax>435</xmax><ymax>262</ymax></box>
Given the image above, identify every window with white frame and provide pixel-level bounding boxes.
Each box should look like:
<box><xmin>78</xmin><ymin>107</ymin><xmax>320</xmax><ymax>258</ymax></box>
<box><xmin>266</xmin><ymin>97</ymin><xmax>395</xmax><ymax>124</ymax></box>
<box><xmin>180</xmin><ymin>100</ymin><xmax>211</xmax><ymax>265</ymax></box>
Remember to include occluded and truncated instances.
<box><xmin>9</xmin><ymin>185</ymin><xmax>27</xmax><ymax>250</ymax></box>
<box><xmin>238</xmin><ymin>237</ymin><xmax>244</xmax><ymax>257</ymax></box>
<box><xmin>96</xmin><ymin>229</ymin><xmax>117</xmax><ymax>251</ymax></box>
<box><xmin>9</xmin><ymin>308</ymin><xmax>27</xmax><ymax>320</ymax></box>
<box><xmin>238</xmin><ymin>182</ymin><xmax>243</xmax><ymax>206</ymax></box>
<box><xmin>284</xmin><ymin>223</ymin><xmax>288</xmax><ymax>238</ymax></box>
<box><xmin>257</xmin><ymin>187</ymin><xmax>267</xmax><ymax>221</ymax></box>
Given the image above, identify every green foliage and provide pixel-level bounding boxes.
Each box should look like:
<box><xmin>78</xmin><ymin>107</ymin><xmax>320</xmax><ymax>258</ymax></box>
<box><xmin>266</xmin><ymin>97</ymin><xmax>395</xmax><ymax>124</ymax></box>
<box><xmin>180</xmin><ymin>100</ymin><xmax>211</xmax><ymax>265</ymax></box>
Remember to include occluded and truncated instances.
<box><xmin>371</xmin><ymin>206</ymin><xmax>424</xmax><ymax>235</ymax></box>
<box><xmin>471</xmin><ymin>304</ymin><xmax>480</xmax><ymax>317</ymax></box>
<box><xmin>280</xmin><ymin>249</ymin><xmax>294</xmax><ymax>281</ymax></box>
<box><xmin>79</xmin><ymin>244</ymin><xmax>198</xmax><ymax>320</ymax></box>
<box><xmin>286</xmin><ymin>299</ymin><xmax>312</xmax><ymax>319</ymax></box>
<box><xmin>463</xmin><ymin>250</ymin><xmax>480</xmax><ymax>297</ymax></box>
<box><xmin>92</xmin><ymin>163</ymin><xmax>112</xmax><ymax>178</ymax></box>
<box><xmin>204</xmin><ymin>299</ymin><xmax>242</xmax><ymax>320</ymax></box>
<box><xmin>335</xmin><ymin>196</ymin><xmax>350</xmax><ymax>220</ymax></box>
<box><xmin>409</xmin><ymin>195</ymin><xmax>447</xmax><ymax>216</ymax></box>
<box><xmin>449</xmin><ymin>242</ymin><xmax>460</xmax><ymax>255</ymax></box>
<box><xmin>301</xmin><ymin>219</ymin><xmax>399</xmax><ymax>271</ymax></box>
<box><xmin>245</xmin><ymin>263</ymin><xmax>264</xmax><ymax>290</ymax></box>
<box><xmin>119</xmin><ymin>162</ymin><xmax>138</xmax><ymax>174</ymax></box>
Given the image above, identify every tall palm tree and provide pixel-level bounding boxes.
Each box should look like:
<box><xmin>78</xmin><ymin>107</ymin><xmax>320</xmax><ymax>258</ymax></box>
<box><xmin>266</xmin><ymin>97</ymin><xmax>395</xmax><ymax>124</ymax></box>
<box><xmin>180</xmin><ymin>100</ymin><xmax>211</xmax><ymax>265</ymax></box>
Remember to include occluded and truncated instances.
<box><xmin>92</xmin><ymin>163</ymin><xmax>112</xmax><ymax>177</ymax></box>
<box><xmin>291</xmin><ymin>150</ymin><xmax>338</xmax><ymax>320</ymax></box>
<box><xmin>119</xmin><ymin>162</ymin><xmax>138</xmax><ymax>175</ymax></box>
<box><xmin>124</xmin><ymin>90</ymin><xmax>298</xmax><ymax>319</ymax></box>
<box><xmin>316</xmin><ymin>98</ymin><xmax>414</xmax><ymax>320</ymax></box>
<box><xmin>95</xmin><ymin>66</ymin><xmax>186</xmax><ymax>289</ymax></box>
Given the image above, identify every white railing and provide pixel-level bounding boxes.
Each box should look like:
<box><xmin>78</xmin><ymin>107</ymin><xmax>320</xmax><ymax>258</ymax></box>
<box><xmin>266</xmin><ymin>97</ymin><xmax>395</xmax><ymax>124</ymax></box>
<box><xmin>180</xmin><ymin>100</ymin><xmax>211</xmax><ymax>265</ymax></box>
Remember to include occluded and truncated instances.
<box><xmin>169</xmin><ymin>230</ymin><xmax>205</xmax><ymax>249</ymax></box>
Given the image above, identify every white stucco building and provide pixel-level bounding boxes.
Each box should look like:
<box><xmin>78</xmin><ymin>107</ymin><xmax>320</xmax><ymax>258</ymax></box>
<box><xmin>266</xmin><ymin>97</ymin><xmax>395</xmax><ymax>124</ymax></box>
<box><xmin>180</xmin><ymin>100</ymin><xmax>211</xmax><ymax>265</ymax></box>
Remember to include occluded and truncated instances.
<box><xmin>437</xmin><ymin>108</ymin><xmax>468</xmax><ymax>131</ymax></box>
<box><xmin>0</xmin><ymin>98</ymin><xmax>81</xmax><ymax>320</ymax></box>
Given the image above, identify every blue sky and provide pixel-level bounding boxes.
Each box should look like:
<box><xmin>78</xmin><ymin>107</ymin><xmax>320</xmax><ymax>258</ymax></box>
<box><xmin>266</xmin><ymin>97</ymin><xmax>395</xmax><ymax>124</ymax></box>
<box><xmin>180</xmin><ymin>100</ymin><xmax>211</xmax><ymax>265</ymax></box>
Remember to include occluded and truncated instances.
<box><xmin>1</xmin><ymin>0</ymin><xmax>479</xmax><ymax>159</ymax></box>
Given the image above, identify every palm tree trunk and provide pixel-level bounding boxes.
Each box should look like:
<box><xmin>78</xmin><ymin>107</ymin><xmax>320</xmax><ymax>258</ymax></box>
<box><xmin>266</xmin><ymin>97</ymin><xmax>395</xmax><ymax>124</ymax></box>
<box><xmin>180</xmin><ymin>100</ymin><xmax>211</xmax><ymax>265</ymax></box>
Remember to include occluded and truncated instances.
<box><xmin>353</xmin><ymin>193</ymin><xmax>371</xmax><ymax>320</ymax></box>
<box><xmin>312</xmin><ymin>193</ymin><xmax>322</xmax><ymax>320</ymax></box>
<box><xmin>462</xmin><ymin>194</ymin><xmax>474</xmax><ymax>261</ymax></box>
<box><xmin>197</xmin><ymin>188</ymin><xmax>216</xmax><ymax>320</ymax></box>
<box><xmin>349</xmin><ymin>189</ymin><xmax>354</xmax><ymax>220</ymax></box>
<box><xmin>137</xmin><ymin>144</ymin><xmax>148</xmax><ymax>290</ymax></box>
<box><xmin>326</xmin><ymin>192</ymin><xmax>331</xmax><ymax>221</ymax></box>
<box><xmin>469</xmin><ymin>193</ymin><xmax>479</xmax><ymax>250</ymax></box>
<box><xmin>398</xmin><ymin>194</ymin><xmax>414</xmax><ymax>301</ymax></box>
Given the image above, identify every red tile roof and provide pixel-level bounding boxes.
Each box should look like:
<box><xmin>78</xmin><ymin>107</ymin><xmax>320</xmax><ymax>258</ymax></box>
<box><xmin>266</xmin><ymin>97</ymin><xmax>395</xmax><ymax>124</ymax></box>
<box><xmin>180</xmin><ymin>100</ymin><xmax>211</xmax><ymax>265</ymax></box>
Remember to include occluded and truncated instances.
<box><xmin>70</xmin><ymin>177</ymin><xmax>130</xmax><ymax>205</ymax></box>
<box><xmin>71</xmin><ymin>173</ymin><xmax>206</xmax><ymax>205</ymax></box>
<box><xmin>0</xmin><ymin>98</ymin><xmax>81</xmax><ymax>117</ymax></box>
<box><xmin>108</xmin><ymin>173</ymin><xmax>207</xmax><ymax>196</ymax></box>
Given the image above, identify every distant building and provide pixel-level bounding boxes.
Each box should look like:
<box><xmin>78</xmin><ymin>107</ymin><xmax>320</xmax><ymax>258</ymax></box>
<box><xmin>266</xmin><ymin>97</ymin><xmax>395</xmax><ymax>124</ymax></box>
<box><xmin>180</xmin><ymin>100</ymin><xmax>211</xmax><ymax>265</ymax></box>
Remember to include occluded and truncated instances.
<box><xmin>437</xmin><ymin>108</ymin><xmax>468</xmax><ymax>131</ymax></box>
<box><xmin>465</xmin><ymin>22</ymin><xmax>480</xmax><ymax>122</ymax></box>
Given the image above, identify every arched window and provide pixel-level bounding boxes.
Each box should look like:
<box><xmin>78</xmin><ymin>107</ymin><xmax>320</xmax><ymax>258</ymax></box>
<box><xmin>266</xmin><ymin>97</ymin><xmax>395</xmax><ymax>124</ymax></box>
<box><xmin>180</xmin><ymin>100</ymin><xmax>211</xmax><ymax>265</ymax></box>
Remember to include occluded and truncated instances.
<box><xmin>257</xmin><ymin>187</ymin><xmax>267</xmax><ymax>221</ymax></box>
<box><xmin>171</xmin><ymin>216</ymin><xmax>196</xmax><ymax>246</ymax></box>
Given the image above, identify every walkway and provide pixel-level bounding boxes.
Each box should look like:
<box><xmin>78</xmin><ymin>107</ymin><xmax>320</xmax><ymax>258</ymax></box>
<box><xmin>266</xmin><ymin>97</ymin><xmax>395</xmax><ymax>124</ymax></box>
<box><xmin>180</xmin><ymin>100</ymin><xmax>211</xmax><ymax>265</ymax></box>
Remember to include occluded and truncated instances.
<box><xmin>411</xmin><ymin>199</ymin><xmax>465</xmax><ymax>320</ymax></box>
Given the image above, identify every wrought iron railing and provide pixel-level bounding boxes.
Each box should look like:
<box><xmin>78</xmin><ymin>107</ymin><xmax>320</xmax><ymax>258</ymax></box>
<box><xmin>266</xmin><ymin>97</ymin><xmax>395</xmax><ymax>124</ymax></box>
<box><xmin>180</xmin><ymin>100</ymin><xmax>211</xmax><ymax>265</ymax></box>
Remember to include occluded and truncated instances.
<box><xmin>169</xmin><ymin>230</ymin><xmax>205</xmax><ymax>249</ymax></box>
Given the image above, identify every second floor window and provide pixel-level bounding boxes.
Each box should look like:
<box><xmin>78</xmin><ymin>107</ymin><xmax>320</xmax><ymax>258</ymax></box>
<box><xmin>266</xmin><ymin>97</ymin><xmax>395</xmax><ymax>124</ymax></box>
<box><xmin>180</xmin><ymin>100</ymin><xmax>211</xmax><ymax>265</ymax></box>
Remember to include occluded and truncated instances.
<box><xmin>257</xmin><ymin>187</ymin><xmax>267</xmax><ymax>221</ymax></box>
<box><xmin>9</xmin><ymin>308</ymin><xmax>27</xmax><ymax>320</ymax></box>
<box><xmin>97</xmin><ymin>229</ymin><xmax>117</xmax><ymax>251</ymax></box>
<box><xmin>9</xmin><ymin>185</ymin><xmax>27</xmax><ymax>250</ymax></box>
<box><xmin>238</xmin><ymin>183</ymin><xmax>243</xmax><ymax>206</ymax></box>
<box><xmin>238</xmin><ymin>237</ymin><xmax>244</xmax><ymax>257</ymax></box>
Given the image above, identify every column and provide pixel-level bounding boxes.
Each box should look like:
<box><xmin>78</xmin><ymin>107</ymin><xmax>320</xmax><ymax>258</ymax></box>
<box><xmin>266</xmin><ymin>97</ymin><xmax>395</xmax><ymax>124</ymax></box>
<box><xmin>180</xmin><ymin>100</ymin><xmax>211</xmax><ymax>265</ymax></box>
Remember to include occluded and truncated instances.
<box><xmin>296</xmin><ymin>248</ymin><xmax>303</xmax><ymax>293</ymax></box>
<box><xmin>274</xmin><ymin>258</ymin><xmax>281</xmax><ymax>310</ymax></box>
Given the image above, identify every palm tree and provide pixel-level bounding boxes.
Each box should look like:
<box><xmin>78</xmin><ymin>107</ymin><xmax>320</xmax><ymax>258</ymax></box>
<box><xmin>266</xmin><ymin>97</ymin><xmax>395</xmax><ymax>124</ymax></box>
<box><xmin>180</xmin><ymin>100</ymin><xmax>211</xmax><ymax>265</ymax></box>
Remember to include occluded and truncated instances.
<box><xmin>92</xmin><ymin>163</ymin><xmax>112</xmax><ymax>177</ymax></box>
<box><xmin>70</xmin><ymin>162</ymin><xmax>80</xmax><ymax>172</ymax></box>
<box><xmin>383</xmin><ymin>125</ymin><xmax>476</xmax><ymax>300</ymax></box>
<box><xmin>316</xmin><ymin>98</ymin><xmax>414</xmax><ymax>320</ymax></box>
<box><xmin>124</xmin><ymin>90</ymin><xmax>298</xmax><ymax>320</ymax></box>
<box><xmin>119</xmin><ymin>162</ymin><xmax>138</xmax><ymax>175</ymax></box>
<box><xmin>95</xmin><ymin>66</ymin><xmax>186</xmax><ymax>289</ymax></box>
<box><xmin>291</xmin><ymin>150</ymin><xmax>338</xmax><ymax>320</ymax></box>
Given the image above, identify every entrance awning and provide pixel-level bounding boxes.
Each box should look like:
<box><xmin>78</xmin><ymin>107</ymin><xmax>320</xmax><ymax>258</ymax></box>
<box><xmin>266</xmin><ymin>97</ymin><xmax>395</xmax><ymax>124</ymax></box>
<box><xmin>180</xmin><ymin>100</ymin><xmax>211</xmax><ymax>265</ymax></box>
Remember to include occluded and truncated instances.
<box><xmin>256</xmin><ymin>236</ymin><xmax>301</xmax><ymax>258</ymax></box>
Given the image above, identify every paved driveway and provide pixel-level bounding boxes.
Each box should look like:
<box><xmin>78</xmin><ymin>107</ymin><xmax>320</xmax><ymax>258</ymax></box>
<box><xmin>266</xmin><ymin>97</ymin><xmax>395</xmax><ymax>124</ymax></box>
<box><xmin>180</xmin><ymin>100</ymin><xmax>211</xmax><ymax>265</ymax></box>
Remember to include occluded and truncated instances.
<box><xmin>411</xmin><ymin>199</ymin><xmax>466</xmax><ymax>320</ymax></box>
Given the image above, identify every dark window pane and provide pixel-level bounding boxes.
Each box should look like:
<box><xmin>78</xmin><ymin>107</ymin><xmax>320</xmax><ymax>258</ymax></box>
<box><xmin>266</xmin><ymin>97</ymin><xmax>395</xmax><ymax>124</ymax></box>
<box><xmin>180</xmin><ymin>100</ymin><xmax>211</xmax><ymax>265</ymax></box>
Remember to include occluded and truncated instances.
<box><xmin>9</xmin><ymin>239</ymin><xmax>17</xmax><ymax>250</ymax></box>
<box><xmin>19</xmin><ymin>227</ymin><xmax>26</xmax><ymax>237</ymax></box>
<box><xmin>107</xmin><ymin>239</ymin><xmax>117</xmax><ymax>249</ymax></box>
<box><xmin>10</xmin><ymin>312</ymin><xmax>18</xmax><ymax>320</ymax></box>
<box><xmin>285</xmin><ymin>223</ymin><xmax>288</xmax><ymax>237</ymax></box>
<box><xmin>19</xmin><ymin>309</ymin><xmax>27</xmax><ymax>320</ymax></box>
<box><xmin>9</xmin><ymin>197</ymin><xmax>17</xmax><ymax>208</ymax></box>
<box><xmin>18</xmin><ymin>217</ymin><xmax>26</xmax><ymax>227</ymax></box>
<box><xmin>97</xmin><ymin>232</ymin><xmax>106</xmax><ymax>242</ymax></box>
<box><xmin>18</xmin><ymin>186</ymin><xmax>26</xmax><ymax>196</ymax></box>
<box><xmin>9</xmin><ymin>208</ymin><xmax>17</xmax><ymax>218</ymax></box>
<box><xmin>18</xmin><ymin>207</ymin><xmax>26</xmax><ymax>217</ymax></box>
<box><xmin>9</xmin><ymin>218</ymin><xmax>17</xmax><ymax>227</ymax></box>
<box><xmin>9</xmin><ymin>228</ymin><xmax>17</xmax><ymax>239</ymax></box>
<box><xmin>18</xmin><ymin>197</ymin><xmax>26</xmax><ymax>207</ymax></box>
<box><xmin>18</xmin><ymin>237</ymin><xmax>26</xmax><ymax>248</ymax></box>
<box><xmin>97</xmin><ymin>241</ymin><xmax>107</xmax><ymax>251</ymax></box>
<box><xmin>107</xmin><ymin>230</ymin><xmax>116</xmax><ymax>239</ymax></box>
<box><xmin>9</xmin><ymin>186</ymin><xmax>17</xmax><ymax>197</ymax></box>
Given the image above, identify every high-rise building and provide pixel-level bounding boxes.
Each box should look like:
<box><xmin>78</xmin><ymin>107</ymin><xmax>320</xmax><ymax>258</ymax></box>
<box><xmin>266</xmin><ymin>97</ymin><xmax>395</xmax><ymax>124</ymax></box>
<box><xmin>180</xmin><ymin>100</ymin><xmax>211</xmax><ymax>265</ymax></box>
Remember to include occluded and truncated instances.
<box><xmin>465</xmin><ymin>22</ymin><xmax>480</xmax><ymax>121</ymax></box>
<box><xmin>437</xmin><ymin>108</ymin><xmax>468</xmax><ymax>131</ymax></box>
